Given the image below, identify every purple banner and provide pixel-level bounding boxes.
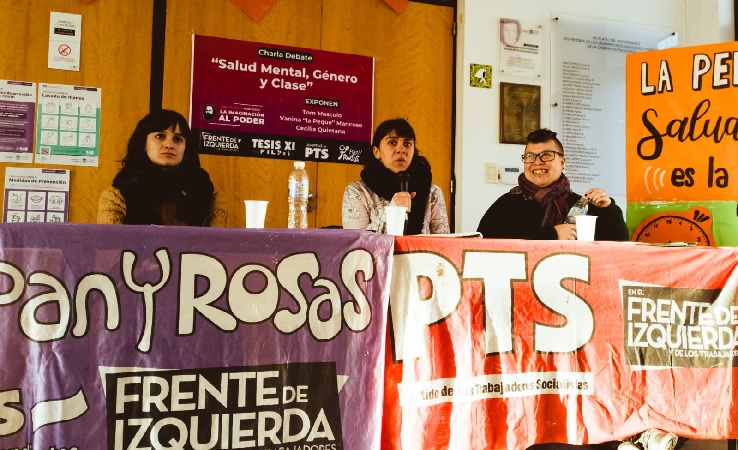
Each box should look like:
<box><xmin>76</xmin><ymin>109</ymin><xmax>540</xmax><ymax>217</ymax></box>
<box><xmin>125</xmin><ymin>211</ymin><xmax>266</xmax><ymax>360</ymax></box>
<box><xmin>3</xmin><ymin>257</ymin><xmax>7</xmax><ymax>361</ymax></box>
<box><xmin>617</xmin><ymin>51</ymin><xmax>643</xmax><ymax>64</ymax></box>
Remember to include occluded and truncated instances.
<box><xmin>190</xmin><ymin>35</ymin><xmax>374</xmax><ymax>165</ymax></box>
<box><xmin>0</xmin><ymin>224</ymin><xmax>392</xmax><ymax>450</ymax></box>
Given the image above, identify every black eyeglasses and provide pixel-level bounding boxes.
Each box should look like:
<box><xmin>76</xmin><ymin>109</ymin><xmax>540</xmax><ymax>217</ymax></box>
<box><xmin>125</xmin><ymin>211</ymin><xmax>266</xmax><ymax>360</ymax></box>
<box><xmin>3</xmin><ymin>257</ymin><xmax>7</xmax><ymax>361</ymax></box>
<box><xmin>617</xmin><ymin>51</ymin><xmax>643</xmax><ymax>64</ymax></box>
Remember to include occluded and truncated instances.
<box><xmin>521</xmin><ymin>150</ymin><xmax>564</xmax><ymax>163</ymax></box>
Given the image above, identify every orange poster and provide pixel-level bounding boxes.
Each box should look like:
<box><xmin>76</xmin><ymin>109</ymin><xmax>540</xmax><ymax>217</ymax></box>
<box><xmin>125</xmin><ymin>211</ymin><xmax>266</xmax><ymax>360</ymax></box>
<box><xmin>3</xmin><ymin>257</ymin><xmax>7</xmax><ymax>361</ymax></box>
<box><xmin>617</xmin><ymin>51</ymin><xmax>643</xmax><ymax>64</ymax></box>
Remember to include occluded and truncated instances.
<box><xmin>625</xmin><ymin>42</ymin><xmax>738</xmax><ymax>202</ymax></box>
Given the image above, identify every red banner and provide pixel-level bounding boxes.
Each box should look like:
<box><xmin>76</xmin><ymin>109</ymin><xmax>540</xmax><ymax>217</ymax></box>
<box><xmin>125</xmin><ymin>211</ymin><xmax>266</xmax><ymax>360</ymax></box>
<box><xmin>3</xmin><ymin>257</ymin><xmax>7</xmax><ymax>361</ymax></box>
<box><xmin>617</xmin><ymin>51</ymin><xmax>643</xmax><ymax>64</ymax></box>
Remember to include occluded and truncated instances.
<box><xmin>383</xmin><ymin>236</ymin><xmax>738</xmax><ymax>449</ymax></box>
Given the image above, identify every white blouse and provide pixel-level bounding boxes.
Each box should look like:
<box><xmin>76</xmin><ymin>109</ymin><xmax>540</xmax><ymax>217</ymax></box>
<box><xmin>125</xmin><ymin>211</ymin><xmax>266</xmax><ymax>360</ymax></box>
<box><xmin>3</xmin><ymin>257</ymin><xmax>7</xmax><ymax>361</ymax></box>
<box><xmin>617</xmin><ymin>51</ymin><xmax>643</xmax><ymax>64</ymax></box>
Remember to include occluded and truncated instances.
<box><xmin>341</xmin><ymin>180</ymin><xmax>450</xmax><ymax>234</ymax></box>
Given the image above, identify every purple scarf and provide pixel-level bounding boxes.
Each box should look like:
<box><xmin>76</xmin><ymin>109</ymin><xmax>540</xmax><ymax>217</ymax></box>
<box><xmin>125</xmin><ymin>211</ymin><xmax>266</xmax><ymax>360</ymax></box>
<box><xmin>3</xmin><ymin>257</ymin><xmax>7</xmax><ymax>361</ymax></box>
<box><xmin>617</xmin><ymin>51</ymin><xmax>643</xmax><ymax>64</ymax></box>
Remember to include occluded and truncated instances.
<box><xmin>513</xmin><ymin>174</ymin><xmax>571</xmax><ymax>227</ymax></box>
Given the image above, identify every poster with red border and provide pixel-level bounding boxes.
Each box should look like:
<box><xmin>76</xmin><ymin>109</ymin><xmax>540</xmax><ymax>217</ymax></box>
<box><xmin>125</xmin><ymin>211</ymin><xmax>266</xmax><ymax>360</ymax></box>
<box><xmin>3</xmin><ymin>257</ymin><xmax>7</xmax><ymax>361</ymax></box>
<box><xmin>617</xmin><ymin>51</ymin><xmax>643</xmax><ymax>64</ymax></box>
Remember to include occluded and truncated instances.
<box><xmin>190</xmin><ymin>35</ymin><xmax>374</xmax><ymax>165</ymax></box>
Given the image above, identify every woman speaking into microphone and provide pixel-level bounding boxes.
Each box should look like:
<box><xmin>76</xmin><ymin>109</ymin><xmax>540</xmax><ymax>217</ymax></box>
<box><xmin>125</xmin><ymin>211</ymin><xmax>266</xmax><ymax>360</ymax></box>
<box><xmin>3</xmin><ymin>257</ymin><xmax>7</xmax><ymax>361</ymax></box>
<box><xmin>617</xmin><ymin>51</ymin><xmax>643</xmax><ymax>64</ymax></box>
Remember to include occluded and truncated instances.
<box><xmin>341</xmin><ymin>118</ymin><xmax>450</xmax><ymax>234</ymax></box>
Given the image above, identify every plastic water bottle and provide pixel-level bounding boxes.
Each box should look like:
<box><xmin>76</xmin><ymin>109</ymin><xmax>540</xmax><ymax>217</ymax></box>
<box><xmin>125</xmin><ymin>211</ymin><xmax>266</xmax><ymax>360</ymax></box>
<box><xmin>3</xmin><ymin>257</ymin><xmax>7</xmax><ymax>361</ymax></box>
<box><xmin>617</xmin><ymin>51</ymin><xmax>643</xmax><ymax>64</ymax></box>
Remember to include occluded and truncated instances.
<box><xmin>565</xmin><ymin>195</ymin><xmax>589</xmax><ymax>224</ymax></box>
<box><xmin>287</xmin><ymin>161</ymin><xmax>308</xmax><ymax>229</ymax></box>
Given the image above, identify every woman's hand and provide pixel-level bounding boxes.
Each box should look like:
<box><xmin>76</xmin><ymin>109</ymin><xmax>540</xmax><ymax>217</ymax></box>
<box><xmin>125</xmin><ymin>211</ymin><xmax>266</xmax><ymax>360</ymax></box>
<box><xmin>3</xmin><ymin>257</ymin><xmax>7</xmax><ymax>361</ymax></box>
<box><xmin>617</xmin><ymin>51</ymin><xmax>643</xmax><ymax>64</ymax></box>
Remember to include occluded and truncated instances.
<box><xmin>554</xmin><ymin>223</ymin><xmax>577</xmax><ymax>240</ymax></box>
<box><xmin>391</xmin><ymin>191</ymin><xmax>415</xmax><ymax>211</ymax></box>
<box><xmin>584</xmin><ymin>188</ymin><xmax>612</xmax><ymax>208</ymax></box>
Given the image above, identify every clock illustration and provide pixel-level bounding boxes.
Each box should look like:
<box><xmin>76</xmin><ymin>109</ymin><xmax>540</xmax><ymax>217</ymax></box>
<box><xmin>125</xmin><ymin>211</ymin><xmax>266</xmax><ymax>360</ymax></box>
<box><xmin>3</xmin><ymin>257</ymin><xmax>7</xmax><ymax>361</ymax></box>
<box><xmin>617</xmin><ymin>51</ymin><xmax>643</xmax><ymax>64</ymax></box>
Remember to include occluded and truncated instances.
<box><xmin>632</xmin><ymin>206</ymin><xmax>714</xmax><ymax>246</ymax></box>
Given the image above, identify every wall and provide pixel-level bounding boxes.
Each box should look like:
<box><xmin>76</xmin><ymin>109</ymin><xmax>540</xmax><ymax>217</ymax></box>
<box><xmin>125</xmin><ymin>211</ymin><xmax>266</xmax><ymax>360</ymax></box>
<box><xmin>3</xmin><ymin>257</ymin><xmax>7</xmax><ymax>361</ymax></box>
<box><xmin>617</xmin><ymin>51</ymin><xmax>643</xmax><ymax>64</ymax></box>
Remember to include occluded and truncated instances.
<box><xmin>453</xmin><ymin>0</ymin><xmax>732</xmax><ymax>233</ymax></box>
<box><xmin>0</xmin><ymin>1</ymin><xmax>154</xmax><ymax>224</ymax></box>
<box><xmin>0</xmin><ymin>0</ymin><xmax>454</xmax><ymax>229</ymax></box>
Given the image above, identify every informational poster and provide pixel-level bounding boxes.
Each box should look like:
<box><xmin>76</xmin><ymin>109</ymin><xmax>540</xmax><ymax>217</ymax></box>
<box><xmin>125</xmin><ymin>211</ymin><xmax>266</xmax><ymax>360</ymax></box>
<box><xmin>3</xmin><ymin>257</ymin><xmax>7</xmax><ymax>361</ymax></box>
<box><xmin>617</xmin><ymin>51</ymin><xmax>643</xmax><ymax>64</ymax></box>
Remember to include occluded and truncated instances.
<box><xmin>35</xmin><ymin>83</ymin><xmax>100</xmax><ymax>166</ymax></box>
<box><xmin>624</xmin><ymin>41</ymin><xmax>738</xmax><ymax>246</ymax></box>
<box><xmin>190</xmin><ymin>35</ymin><xmax>374</xmax><ymax>165</ymax></box>
<box><xmin>0</xmin><ymin>80</ymin><xmax>35</xmax><ymax>163</ymax></box>
<box><xmin>551</xmin><ymin>14</ymin><xmax>673</xmax><ymax>200</ymax></box>
<box><xmin>48</xmin><ymin>12</ymin><xmax>82</xmax><ymax>71</ymax></box>
<box><xmin>3</xmin><ymin>167</ymin><xmax>69</xmax><ymax>223</ymax></box>
<box><xmin>498</xmin><ymin>18</ymin><xmax>542</xmax><ymax>78</ymax></box>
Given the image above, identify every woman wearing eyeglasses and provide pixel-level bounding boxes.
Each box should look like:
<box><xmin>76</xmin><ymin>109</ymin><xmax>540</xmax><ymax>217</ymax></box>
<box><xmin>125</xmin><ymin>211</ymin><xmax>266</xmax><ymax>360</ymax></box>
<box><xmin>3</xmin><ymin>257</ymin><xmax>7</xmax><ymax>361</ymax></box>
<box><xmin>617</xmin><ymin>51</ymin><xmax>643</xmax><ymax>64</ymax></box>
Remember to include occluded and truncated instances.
<box><xmin>476</xmin><ymin>128</ymin><xmax>628</xmax><ymax>240</ymax></box>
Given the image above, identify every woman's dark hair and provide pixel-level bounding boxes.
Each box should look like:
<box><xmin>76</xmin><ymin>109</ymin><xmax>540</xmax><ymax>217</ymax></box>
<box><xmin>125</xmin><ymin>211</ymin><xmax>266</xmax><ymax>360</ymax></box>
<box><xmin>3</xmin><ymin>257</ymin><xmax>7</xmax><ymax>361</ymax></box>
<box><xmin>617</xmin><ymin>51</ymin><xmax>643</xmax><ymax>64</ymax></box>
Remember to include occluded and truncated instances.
<box><xmin>112</xmin><ymin>109</ymin><xmax>214</xmax><ymax>226</ymax></box>
<box><xmin>363</xmin><ymin>118</ymin><xmax>418</xmax><ymax>167</ymax></box>
<box><xmin>121</xmin><ymin>109</ymin><xmax>201</xmax><ymax>171</ymax></box>
<box><xmin>526</xmin><ymin>128</ymin><xmax>564</xmax><ymax>154</ymax></box>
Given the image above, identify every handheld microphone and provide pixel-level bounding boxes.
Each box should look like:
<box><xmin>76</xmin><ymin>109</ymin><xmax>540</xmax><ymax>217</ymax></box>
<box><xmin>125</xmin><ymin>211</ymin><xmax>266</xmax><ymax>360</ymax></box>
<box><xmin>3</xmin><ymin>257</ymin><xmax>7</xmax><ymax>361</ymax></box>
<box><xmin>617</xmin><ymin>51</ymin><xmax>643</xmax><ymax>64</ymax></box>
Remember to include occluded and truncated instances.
<box><xmin>398</xmin><ymin>171</ymin><xmax>410</xmax><ymax>192</ymax></box>
<box><xmin>397</xmin><ymin>171</ymin><xmax>410</xmax><ymax>233</ymax></box>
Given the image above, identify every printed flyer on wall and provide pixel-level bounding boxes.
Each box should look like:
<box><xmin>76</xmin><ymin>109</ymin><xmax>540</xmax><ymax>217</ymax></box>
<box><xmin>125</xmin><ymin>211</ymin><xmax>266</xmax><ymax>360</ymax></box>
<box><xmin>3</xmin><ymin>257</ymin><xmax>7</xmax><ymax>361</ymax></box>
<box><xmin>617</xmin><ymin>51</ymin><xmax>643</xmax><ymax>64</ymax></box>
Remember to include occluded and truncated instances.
<box><xmin>498</xmin><ymin>17</ymin><xmax>542</xmax><ymax>78</ymax></box>
<box><xmin>3</xmin><ymin>167</ymin><xmax>70</xmax><ymax>223</ymax></box>
<box><xmin>48</xmin><ymin>12</ymin><xmax>82</xmax><ymax>71</ymax></box>
<box><xmin>0</xmin><ymin>80</ymin><xmax>36</xmax><ymax>163</ymax></box>
<box><xmin>190</xmin><ymin>35</ymin><xmax>374</xmax><ymax>165</ymax></box>
<box><xmin>35</xmin><ymin>83</ymin><xmax>100</xmax><ymax>166</ymax></box>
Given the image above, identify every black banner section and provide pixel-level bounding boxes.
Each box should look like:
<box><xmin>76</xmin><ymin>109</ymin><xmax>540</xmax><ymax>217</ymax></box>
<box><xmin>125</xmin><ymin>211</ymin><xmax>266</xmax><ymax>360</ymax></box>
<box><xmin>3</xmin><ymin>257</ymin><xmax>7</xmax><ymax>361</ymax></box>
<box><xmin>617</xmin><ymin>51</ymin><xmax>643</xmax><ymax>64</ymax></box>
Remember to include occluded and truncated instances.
<box><xmin>195</xmin><ymin>128</ymin><xmax>367</xmax><ymax>165</ymax></box>
<box><xmin>106</xmin><ymin>362</ymin><xmax>344</xmax><ymax>450</ymax></box>
<box><xmin>622</xmin><ymin>285</ymin><xmax>737</xmax><ymax>368</ymax></box>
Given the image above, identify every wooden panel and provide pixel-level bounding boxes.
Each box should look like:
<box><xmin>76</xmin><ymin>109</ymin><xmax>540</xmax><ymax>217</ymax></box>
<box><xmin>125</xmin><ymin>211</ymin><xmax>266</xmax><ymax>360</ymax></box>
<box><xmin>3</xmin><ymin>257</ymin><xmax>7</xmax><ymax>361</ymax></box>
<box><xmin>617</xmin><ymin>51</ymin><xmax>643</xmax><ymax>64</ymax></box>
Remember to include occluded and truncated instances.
<box><xmin>162</xmin><ymin>0</ymin><xmax>323</xmax><ymax>228</ymax></box>
<box><xmin>163</xmin><ymin>0</ymin><xmax>453</xmax><ymax>229</ymax></box>
<box><xmin>318</xmin><ymin>0</ymin><xmax>455</xmax><ymax>228</ymax></box>
<box><xmin>0</xmin><ymin>0</ymin><xmax>453</xmax><ymax>229</ymax></box>
<box><xmin>0</xmin><ymin>0</ymin><xmax>153</xmax><ymax>223</ymax></box>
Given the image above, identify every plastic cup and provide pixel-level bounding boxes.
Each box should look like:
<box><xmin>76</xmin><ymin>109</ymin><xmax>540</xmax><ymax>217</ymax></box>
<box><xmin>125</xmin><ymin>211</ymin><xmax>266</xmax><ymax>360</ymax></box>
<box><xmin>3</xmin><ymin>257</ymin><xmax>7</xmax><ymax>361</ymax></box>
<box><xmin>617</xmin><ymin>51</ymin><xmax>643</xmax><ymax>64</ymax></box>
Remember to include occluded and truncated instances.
<box><xmin>384</xmin><ymin>206</ymin><xmax>407</xmax><ymax>236</ymax></box>
<box><xmin>244</xmin><ymin>200</ymin><xmax>268</xmax><ymax>228</ymax></box>
<box><xmin>575</xmin><ymin>215</ymin><xmax>597</xmax><ymax>241</ymax></box>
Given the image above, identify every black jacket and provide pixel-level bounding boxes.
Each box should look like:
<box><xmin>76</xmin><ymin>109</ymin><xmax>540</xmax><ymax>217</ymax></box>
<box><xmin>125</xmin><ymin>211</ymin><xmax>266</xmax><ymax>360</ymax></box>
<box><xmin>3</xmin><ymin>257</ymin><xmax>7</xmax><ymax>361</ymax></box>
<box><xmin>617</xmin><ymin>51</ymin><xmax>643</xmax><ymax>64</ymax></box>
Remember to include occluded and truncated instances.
<box><xmin>477</xmin><ymin>191</ymin><xmax>630</xmax><ymax>241</ymax></box>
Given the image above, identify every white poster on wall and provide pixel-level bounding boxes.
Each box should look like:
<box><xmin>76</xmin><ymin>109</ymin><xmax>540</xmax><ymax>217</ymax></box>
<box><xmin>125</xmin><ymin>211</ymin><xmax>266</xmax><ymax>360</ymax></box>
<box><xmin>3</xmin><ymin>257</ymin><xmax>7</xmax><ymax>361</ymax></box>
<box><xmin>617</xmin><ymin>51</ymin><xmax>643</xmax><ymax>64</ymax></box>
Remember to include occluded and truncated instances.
<box><xmin>4</xmin><ymin>167</ymin><xmax>70</xmax><ymax>223</ymax></box>
<box><xmin>48</xmin><ymin>12</ymin><xmax>82</xmax><ymax>71</ymax></box>
<box><xmin>499</xmin><ymin>18</ymin><xmax>542</xmax><ymax>78</ymax></box>
<box><xmin>550</xmin><ymin>14</ymin><xmax>674</xmax><ymax>200</ymax></box>
<box><xmin>35</xmin><ymin>83</ymin><xmax>101</xmax><ymax>167</ymax></box>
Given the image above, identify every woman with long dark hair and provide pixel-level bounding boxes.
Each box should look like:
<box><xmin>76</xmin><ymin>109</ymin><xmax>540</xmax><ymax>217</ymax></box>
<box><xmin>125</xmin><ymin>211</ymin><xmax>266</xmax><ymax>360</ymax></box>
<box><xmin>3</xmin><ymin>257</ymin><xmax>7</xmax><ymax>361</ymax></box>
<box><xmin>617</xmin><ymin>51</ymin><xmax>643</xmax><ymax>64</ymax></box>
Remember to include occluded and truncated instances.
<box><xmin>342</xmin><ymin>118</ymin><xmax>449</xmax><ymax>234</ymax></box>
<box><xmin>97</xmin><ymin>109</ymin><xmax>227</xmax><ymax>226</ymax></box>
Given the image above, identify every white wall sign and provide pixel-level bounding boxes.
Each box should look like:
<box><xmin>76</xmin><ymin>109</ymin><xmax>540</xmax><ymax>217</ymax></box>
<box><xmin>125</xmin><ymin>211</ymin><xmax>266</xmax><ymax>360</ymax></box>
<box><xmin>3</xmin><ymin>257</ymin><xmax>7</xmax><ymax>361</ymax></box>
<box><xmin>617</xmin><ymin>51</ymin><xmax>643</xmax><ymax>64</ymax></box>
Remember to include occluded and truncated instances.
<box><xmin>4</xmin><ymin>167</ymin><xmax>70</xmax><ymax>223</ymax></box>
<box><xmin>550</xmin><ymin>14</ymin><xmax>674</xmax><ymax>199</ymax></box>
<box><xmin>499</xmin><ymin>17</ymin><xmax>543</xmax><ymax>78</ymax></box>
